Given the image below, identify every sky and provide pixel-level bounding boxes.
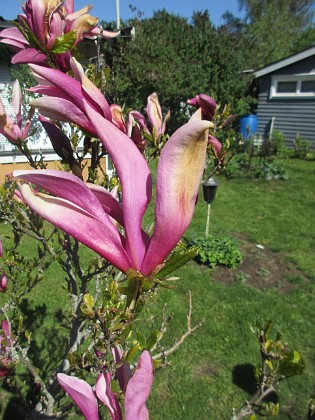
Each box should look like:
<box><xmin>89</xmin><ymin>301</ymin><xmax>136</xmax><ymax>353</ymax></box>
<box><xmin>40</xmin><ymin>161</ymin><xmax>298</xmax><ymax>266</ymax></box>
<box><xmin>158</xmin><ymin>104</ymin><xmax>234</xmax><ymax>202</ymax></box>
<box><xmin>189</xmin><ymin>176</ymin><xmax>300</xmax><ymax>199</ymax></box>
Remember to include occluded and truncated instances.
<box><xmin>0</xmin><ymin>0</ymin><xmax>245</xmax><ymax>27</ymax></box>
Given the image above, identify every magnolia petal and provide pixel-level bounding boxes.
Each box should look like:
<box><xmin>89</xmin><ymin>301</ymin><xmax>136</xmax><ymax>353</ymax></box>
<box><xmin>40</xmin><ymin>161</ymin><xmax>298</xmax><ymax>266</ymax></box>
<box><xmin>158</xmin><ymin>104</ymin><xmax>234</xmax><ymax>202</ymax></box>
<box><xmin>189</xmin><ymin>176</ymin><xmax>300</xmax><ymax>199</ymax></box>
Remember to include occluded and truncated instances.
<box><xmin>87</xmin><ymin>184</ymin><xmax>124</xmax><ymax>226</ymax></box>
<box><xmin>15</xmin><ymin>183</ymin><xmax>132</xmax><ymax>273</ymax></box>
<box><xmin>112</xmin><ymin>346</ymin><xmax>131</xmax><ymax>394</ymax></box>
<box><xmin>11</xmin><ymin>48</ymin><xmax>47</xmax><ymax>64</ymax></box>
<box><xmin>30</xmin><ymin>97</ymin><xmax>96</xmax><ymax>134</ymax></box>
<box><xmin>110</xmin><ymin>104</ymin><xmax>126</xmax><ymax>133</ymax></box>
<box><xmin>125</xmin><ymin>351</ymin><xmax>154</xmax><ymax>420</ymax></box>
<box><xmin>0</xmin><ymin>38</ymin><xmax>26</xmax><ymax>51</ymax></box>
<box><xmin>208</xmin><ymin>135</ymin><xmax>222</xmax><ymax>154</ymax></box>
<box><xmin>46</xmin><ymin>11</ymin><xmax>64</xmax><ymax>50</ymax></box>
<box><xmin>66</xmin><ymin>5</ymin><xmax>93</xmax><ymax>22</ymax></box>
<box><xmin>86</xmin><ymin>27</ymin><xmax>121</xmax><ymax>39</ymax></box>
<box><xmin>12</xmin><ymin>80</ymin><xmax>22</xmax><ymax>125</ymax></box>
<box><xmin>0</xmin><ymin>28</ymin><xmax>28</xmax><ymax>45</ymax></box>
<box><xmin>95</xmin><ymin>373</ymin><xmax>122</xmax><ymax>420</ymax></box>
<box><xmin>141</xmin><ymin>110</ymin><xmax>212</xmax><ymax>276</ymax></box>
<box><xmin>57</xmin><ymin>373</ymin><xmax>99</xmax><ymax>420</ymax></box>
<box><xmin>14</xmin><ymin>169</ymin><xmax>112</xmax><ymax>224</ymax></box>
<box><xmin>1</xmin><ymin>320</ymin><xmax>11</xmax><ymax>341</ymax></box>
<box><xmin>70</xmin><ymin>14</ymin><xmax>99</xmax><ymax>44</ymax></box>
<box><xmin>70</xmin><ymin>58</ymin><xmax>111</xmax><ymax>121</ymax></box>
<box><xmin>145</xmin><ymin>93</ymin><xmax>163</xmax><ymax>135</ymax></box>
<box><xmin>28</xmin><ymin>0</ymin><xmax>46</xmax><ymax>46</ymax></box>
<box><xmin>84</xmin><ymin>101</ymin><xmax>152</xmax><ymax>271</ymax></box>
<box><xmin>29</xmin><ymin>64</ymin><xmax>84</xmax><ymax>111</ymax></box>
<box><xmin>197</xmin><ymin>93</ymin><xmax>217</xmax><ymax>119</ymax></box>
<box><xmin>39</xmin><ymin>116</ymin><xmax>74</xmax><ymax>160</ymax></box>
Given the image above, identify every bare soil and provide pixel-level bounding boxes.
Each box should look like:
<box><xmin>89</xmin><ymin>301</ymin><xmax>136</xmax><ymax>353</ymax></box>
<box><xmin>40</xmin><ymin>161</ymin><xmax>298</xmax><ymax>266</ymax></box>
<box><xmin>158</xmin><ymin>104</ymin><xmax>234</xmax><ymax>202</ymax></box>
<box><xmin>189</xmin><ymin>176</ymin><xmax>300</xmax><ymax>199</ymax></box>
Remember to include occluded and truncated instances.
<box><xmin>211</xmin><ymin>234</ymin><xmax>310</xmax><ymax>293</ymax></box>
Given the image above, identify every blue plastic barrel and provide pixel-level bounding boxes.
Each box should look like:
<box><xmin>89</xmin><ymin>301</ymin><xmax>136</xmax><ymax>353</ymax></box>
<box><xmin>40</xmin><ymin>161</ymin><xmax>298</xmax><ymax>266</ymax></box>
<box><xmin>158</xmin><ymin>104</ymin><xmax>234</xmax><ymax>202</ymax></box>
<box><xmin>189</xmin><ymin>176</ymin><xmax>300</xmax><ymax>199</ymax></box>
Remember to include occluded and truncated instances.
<box><xmin>239</xmin><ymin>114</ymin><xmax>258</xmax><ymax>140</ymax></box>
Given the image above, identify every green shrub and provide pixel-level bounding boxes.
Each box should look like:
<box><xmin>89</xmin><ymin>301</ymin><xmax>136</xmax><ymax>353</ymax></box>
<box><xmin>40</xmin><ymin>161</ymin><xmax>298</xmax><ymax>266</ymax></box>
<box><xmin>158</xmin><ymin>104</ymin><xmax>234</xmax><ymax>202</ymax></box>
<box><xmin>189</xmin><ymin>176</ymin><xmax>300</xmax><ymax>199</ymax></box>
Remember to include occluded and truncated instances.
<box><xmin>292</xmin><ymin>137</ymin><xmax>313</xmax><ymax>159</ymax></box>
<box><xmin>190</xmin><ymin>234</ymin><xmax>243</xmax><ymax>268</ymax></box>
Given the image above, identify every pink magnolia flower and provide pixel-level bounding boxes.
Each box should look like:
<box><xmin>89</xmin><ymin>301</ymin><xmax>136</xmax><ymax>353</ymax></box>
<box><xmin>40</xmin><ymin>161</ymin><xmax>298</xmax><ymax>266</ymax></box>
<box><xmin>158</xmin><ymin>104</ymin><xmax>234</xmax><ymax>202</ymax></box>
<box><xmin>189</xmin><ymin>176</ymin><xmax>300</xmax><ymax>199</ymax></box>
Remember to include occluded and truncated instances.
<box><xmin>0</xmin><ymin>80</ymin><xmax>34</xmax><ymax>144</ymax></box>
<box><xmin>0</xmin><ymin>320</ymin><xmax>13</xmax><ymax>377</ymax></box>
<box><xmin>208</xmin><ymin>135</ymin><xmax>222</xmax><ymax>154</ymax></box>
<box><xmin>187</xmin><ymin>93</ymin><xmax>217</xmax><ymax>120</ymax></box>
<box><xmin>127</xmin><ymin>111</ymin><xmax>149</xmax><ymax>152</ymax></box>
<box><xmin>57</xmin><ymin>350</ymin><xmax>154</xmax><ymax>420</ymax></box>
<box><xmin>28</xmin><ymin>57</ymin><xmax>111</xmax><ymax>135</ymax></box>
<box><xmin>145</xmin><ymin>93</ymin><xmax>170</xmax><ymax>138</ymax></box>
<box><xmin>110</xmin><ymin>104</ymin><xmax>127</xmax><ymax>133</ymax></box>
<box><xmin>110</xmin><ymin>107</ymin><xmax>147</xmax><ymax>152</ymax></box>
<box><xmin>0</xmin><ymin>274</ymin><xmax>8</xmax><ymax>293</ymax></box>
<box><xmin>14</xmin><ymin>107</ymin><xmax>212</xmax><ymax>276</ymax></box>
<box><xmin>0</xmin><ymin>0</ymin><xmax>120</xmax><ymax>69</ymax></box>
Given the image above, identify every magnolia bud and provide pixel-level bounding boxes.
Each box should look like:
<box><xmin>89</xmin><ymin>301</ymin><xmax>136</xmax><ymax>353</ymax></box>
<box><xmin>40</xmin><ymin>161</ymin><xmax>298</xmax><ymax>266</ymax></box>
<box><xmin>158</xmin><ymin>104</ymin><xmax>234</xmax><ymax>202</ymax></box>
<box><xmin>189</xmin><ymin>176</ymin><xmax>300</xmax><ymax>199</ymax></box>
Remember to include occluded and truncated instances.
<box><xmin>0</xmin><ymin>274</ymin><xmax>8</xmax><ymax>292</ymax></box>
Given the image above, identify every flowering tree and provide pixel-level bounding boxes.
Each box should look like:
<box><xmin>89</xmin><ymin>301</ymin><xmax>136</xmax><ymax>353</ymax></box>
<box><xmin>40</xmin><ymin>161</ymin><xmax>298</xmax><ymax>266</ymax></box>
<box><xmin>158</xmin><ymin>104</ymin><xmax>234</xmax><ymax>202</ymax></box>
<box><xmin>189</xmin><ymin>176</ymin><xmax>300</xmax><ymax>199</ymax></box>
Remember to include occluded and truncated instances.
<box><xmin>0</xmin><ymin>1</ymin><xmax>221</xmax><ymax>418</ymax></box>
<box><xmin>0</xmin><ymin>2</ymin><xmax>307</xmax><ymax>418</ymax></box>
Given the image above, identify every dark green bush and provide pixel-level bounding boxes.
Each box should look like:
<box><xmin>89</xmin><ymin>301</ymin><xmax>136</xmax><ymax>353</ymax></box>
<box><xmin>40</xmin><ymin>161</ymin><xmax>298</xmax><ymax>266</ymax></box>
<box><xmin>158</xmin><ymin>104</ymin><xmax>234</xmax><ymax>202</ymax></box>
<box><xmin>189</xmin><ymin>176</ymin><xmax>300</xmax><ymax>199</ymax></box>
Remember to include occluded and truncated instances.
<box><xmin>190</xmin><ymin>234</ymin><xmax>243</xmax><ymax>268</ymax></box>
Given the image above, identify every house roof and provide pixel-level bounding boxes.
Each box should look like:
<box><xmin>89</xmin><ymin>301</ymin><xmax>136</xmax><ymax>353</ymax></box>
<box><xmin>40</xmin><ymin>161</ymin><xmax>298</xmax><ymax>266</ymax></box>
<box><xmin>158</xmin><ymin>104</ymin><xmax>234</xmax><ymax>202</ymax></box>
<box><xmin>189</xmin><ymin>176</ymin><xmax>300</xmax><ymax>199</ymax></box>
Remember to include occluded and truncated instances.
<box><xmin>0</xmin><ymin>17</ymin><xmax>16</xmax><ymax>28</ymax></box>
<box><xmin>254</xmin><ymin>45</ymin><xmax>315</xmax><ymax>78</ymax></box>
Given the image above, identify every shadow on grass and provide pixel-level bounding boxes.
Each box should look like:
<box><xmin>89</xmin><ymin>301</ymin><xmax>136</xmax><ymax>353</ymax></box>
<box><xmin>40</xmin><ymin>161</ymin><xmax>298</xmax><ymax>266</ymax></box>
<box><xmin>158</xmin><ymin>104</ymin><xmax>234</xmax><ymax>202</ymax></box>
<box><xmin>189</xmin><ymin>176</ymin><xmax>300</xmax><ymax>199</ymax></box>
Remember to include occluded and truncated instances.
<box><xmin>0</xmin><ymin>299</ymin><xmax>69</xmax><ymax>416</ymax></box>
<box><xmin>232</xmin><ymin>363</ymin><xmax>279</xmax><ymax>404</ymax></box>
<box><xmin>18</xmin><ymin>299</ymin><xmax>68</xmax><ymax>379</ymax></box>
<box><xmin>232</xmin><ymin>363</ymin><xmax>258</xmax><ymax>395</ymax></box>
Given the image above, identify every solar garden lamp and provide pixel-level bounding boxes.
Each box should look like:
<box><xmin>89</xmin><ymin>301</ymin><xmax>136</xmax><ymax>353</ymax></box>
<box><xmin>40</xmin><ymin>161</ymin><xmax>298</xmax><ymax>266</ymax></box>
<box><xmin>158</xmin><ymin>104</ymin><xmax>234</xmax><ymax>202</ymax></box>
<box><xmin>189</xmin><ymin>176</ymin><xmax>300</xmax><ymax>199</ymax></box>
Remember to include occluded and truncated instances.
<box><xmin>202</xmin><ymin>177</ymin><xmax>218</xmax><ymax>237</ymax></box>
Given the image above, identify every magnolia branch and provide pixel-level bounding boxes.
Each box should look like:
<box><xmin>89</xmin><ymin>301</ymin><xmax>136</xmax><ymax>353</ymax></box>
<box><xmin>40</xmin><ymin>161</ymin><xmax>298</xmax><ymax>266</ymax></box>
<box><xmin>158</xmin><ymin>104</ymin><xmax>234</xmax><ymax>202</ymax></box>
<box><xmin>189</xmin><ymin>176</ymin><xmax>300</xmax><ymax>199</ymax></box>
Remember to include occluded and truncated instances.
<box><xmin>153</xmin><ymin>291</ymin><xmax>205</xmax><ymax>360</ymax></box>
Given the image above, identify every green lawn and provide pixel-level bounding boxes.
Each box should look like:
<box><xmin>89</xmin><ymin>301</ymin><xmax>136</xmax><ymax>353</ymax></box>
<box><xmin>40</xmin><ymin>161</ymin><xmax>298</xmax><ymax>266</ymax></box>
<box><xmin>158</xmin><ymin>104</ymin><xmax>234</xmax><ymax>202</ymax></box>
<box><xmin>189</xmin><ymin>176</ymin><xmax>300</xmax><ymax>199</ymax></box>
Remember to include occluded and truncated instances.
<box><xmin>0</xmin><ymin>158</ymin><xmax>314</xmax><ymax>419</ymax></box>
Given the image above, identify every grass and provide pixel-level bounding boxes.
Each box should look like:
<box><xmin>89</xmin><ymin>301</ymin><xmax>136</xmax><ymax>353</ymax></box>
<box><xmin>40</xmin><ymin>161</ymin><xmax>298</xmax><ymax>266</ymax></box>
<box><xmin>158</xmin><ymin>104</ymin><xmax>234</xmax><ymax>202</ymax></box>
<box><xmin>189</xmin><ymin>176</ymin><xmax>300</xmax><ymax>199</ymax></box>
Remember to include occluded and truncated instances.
<box><xmin>0</xmin><ymin>158</ymin><xmax>314</xmax><ymax>419</ymax></box>
<box><xmin>188</xmin><ymin>159</ymin><xmax>315</xmax><ymax>275</ymax></box>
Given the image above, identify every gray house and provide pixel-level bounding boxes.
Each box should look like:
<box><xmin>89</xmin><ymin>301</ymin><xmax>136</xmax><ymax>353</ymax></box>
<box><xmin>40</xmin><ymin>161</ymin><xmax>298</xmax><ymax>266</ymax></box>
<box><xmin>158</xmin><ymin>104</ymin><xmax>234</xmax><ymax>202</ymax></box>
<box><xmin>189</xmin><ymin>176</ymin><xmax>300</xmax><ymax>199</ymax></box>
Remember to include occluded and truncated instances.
<box><xmin>254</xmin><ymin>46</ymin><xmax>315</xmax><ymax>148</ymax></box>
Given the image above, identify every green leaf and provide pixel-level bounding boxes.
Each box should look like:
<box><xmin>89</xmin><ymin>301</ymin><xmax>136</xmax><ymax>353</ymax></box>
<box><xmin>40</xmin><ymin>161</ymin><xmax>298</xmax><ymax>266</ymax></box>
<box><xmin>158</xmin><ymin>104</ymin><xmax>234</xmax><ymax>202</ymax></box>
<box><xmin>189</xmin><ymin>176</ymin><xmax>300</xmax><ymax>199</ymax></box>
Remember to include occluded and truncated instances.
<box><xmin>278</xmin><ymin>350</ymin><xmax>305</xmax><ymax>377</ymax></box>
<box><xmin>13</xmin><ymin>21</ymin><xmax>45</xmax><ymax>52</ymax></box>
<box><xmin>125</xmin><ymin>342</ymin><xmax>140</xmax><ymax>362</ymax></box>
<box><xmin>80</xmin><ymin>303</ymin><xmax>95</xmax><ymax>318</ymax></box>
<box><xmin>135</xmin><ymin>328</ymin><xmax>146</xmax><ymax>348</ymax></box>
<box><xmin>25</xmin><ymin>330</ymin><xmax>32</xmax><ymax>342</ymax></box>
<box><xmin>83</xmin><ymin>293</ymin><xmax>94</xmax><ymax>308</ymax></box>
<box><xmin>51</xmin><ymin>31</ymin><xmax>77</xmax><ymax>53</ymax></box>
<box><xmin>157</xmin><ymin>244</ymin><xmax>199</xmax><ymax>277</ymax></box>
<box><xmin>146</xmin><ymin>330</ymin><xmax>163</xmax><ymax>351</ymax></box>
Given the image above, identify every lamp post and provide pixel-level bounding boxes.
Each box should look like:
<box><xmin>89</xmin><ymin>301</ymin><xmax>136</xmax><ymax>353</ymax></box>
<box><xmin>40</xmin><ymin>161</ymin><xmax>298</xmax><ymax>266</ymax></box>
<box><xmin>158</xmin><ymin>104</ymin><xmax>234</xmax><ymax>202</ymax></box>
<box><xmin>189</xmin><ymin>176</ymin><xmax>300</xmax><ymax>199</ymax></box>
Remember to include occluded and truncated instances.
<box><xmin>116</xmin><ymin>0</ymin><xmax>120</xmax><ymax>29</ymax></box>
<box><xmin>202</xmin><ymin>177</ymin><xmax>218</xmax><ymax>237</ymax></box>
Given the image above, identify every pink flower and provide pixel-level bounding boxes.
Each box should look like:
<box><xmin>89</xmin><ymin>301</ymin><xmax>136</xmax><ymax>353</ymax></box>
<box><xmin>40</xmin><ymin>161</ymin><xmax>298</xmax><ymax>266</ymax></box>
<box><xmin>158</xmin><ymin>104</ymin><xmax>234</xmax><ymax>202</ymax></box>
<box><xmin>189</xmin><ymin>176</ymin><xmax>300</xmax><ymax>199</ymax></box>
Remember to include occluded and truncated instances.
<box><xmin>0</xmin><ymin>0</ymin><xmax>120</xmax><ymax>69</ymax></box>
<box><xmin>0</xmin><ymin>274</ymin><xmax>8</xmax><ymax>292</ymax></box>
<box><xmin>0</xmin><ymin>320</ymin><xmax>13</xmax><ymax>377</ymax></box>
<box><xmin>145</xmin><ymin>93</ymin><xmax>170</xmax><ymax>138</ymax></box>
<box><xmin>0</xmin><ymin>80</ymin><xmax>34</xmax><ymax>144</ymax></box>
<box><xmin>28</xmin><ymin>57</ymin><xmax>111</xmax><ymax>135</ymax></box>
<box><xmin>57</xmin><ymin>350</ymin><xmax>154</xmax><ymax>420</ymax></box>
<box><xmin>187</xmin><ymin>93</ymin><xmax>217</xmax><ymax>120</ymax></box>
<box><xmin>14</xmin><ymin>108</ymin><xmax>212</xmax><ymax>276</ymax></box>
<box><xmin>208</xmin><ymin>135</ymin><xmax>222</xmax><ymax>154</ymax></box>
<box><xmin>110</xmin><ymin>104</ymin><xmax>127</xmax><ymax>133</ymax></box>
<box><xmin>127</xmin><ymin>111</ymin><xmax>148</xmax><ymax>152</ymax></box>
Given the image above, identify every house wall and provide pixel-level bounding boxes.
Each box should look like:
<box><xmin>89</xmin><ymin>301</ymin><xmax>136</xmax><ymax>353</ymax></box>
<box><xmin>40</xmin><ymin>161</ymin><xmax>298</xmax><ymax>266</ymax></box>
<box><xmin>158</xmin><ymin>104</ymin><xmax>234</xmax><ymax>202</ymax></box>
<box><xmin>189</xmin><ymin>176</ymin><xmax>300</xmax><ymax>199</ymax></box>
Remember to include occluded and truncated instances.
<box><xmin>0</xmin><ymin>156</ymin><xmax>108</xmax><ymax>184</ymax></box>
<box><xmin>0</xmin><ymin>59</ymin><xmax>13</xmax><ymax>151</ymax></box>
<box><xmin>256</xmin><ymin>56</ymin><xmax>315</xmax><ymax>148</ymax></box>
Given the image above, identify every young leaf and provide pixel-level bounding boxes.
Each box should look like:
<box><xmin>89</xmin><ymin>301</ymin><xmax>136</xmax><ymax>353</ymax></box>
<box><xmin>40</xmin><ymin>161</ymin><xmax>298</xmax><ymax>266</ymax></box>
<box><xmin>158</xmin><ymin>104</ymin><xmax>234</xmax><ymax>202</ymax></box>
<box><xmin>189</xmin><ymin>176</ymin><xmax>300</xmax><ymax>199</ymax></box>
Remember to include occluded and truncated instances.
<box><xmin>51</xmin><ymin>31</ymin><xmax>77</xmax><ymax>54</ymax></box>
<box><xmin>157</xmin><ymin>245</ymin><xmax>199</xmax><ymax>277</ymax></box>
<box><xmin>83</xmin><ymin>293</ymin><xmax>94</xmax><ymax>308</ymax></box>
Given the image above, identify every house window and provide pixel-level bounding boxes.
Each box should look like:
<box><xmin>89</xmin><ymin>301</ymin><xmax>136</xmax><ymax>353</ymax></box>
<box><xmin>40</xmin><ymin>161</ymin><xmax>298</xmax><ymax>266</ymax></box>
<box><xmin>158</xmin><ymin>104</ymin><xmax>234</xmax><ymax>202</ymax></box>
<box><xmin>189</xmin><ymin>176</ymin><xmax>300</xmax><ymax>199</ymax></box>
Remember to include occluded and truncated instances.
<box><xmin>276</xmin><ymin>81</ymin><xmax>297</xmax><ymax>93</ymax></box>
<box><xmin>270</xmin><ymin>74</ymin><xmax>315</xmax><ymax>98</ymax></box>
<box><xmin>301</xmin><ymin>80</ymin><xmax>315</xmax><ymax>92</ymax></box>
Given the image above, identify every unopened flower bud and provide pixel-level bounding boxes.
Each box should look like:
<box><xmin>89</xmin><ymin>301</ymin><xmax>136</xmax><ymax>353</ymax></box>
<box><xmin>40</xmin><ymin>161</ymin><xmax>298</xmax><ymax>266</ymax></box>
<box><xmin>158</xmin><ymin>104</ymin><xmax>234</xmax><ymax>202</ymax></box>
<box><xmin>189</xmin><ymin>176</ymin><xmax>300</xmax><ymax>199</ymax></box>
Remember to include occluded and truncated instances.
<box><xmin>0</xmin><ymin>274</ymin><xmax>8</xmax><ymax>292</ymax></box>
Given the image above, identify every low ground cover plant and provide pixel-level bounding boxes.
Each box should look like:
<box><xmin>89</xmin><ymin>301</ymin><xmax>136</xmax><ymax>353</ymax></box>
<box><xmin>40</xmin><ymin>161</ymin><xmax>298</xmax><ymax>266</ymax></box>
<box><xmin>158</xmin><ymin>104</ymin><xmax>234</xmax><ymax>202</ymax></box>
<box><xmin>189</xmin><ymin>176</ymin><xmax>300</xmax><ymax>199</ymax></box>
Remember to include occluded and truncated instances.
<box><xmin>190</xmin><ymin>234</ymin><xmax>243</xmax><ymax>268</ymax></box>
